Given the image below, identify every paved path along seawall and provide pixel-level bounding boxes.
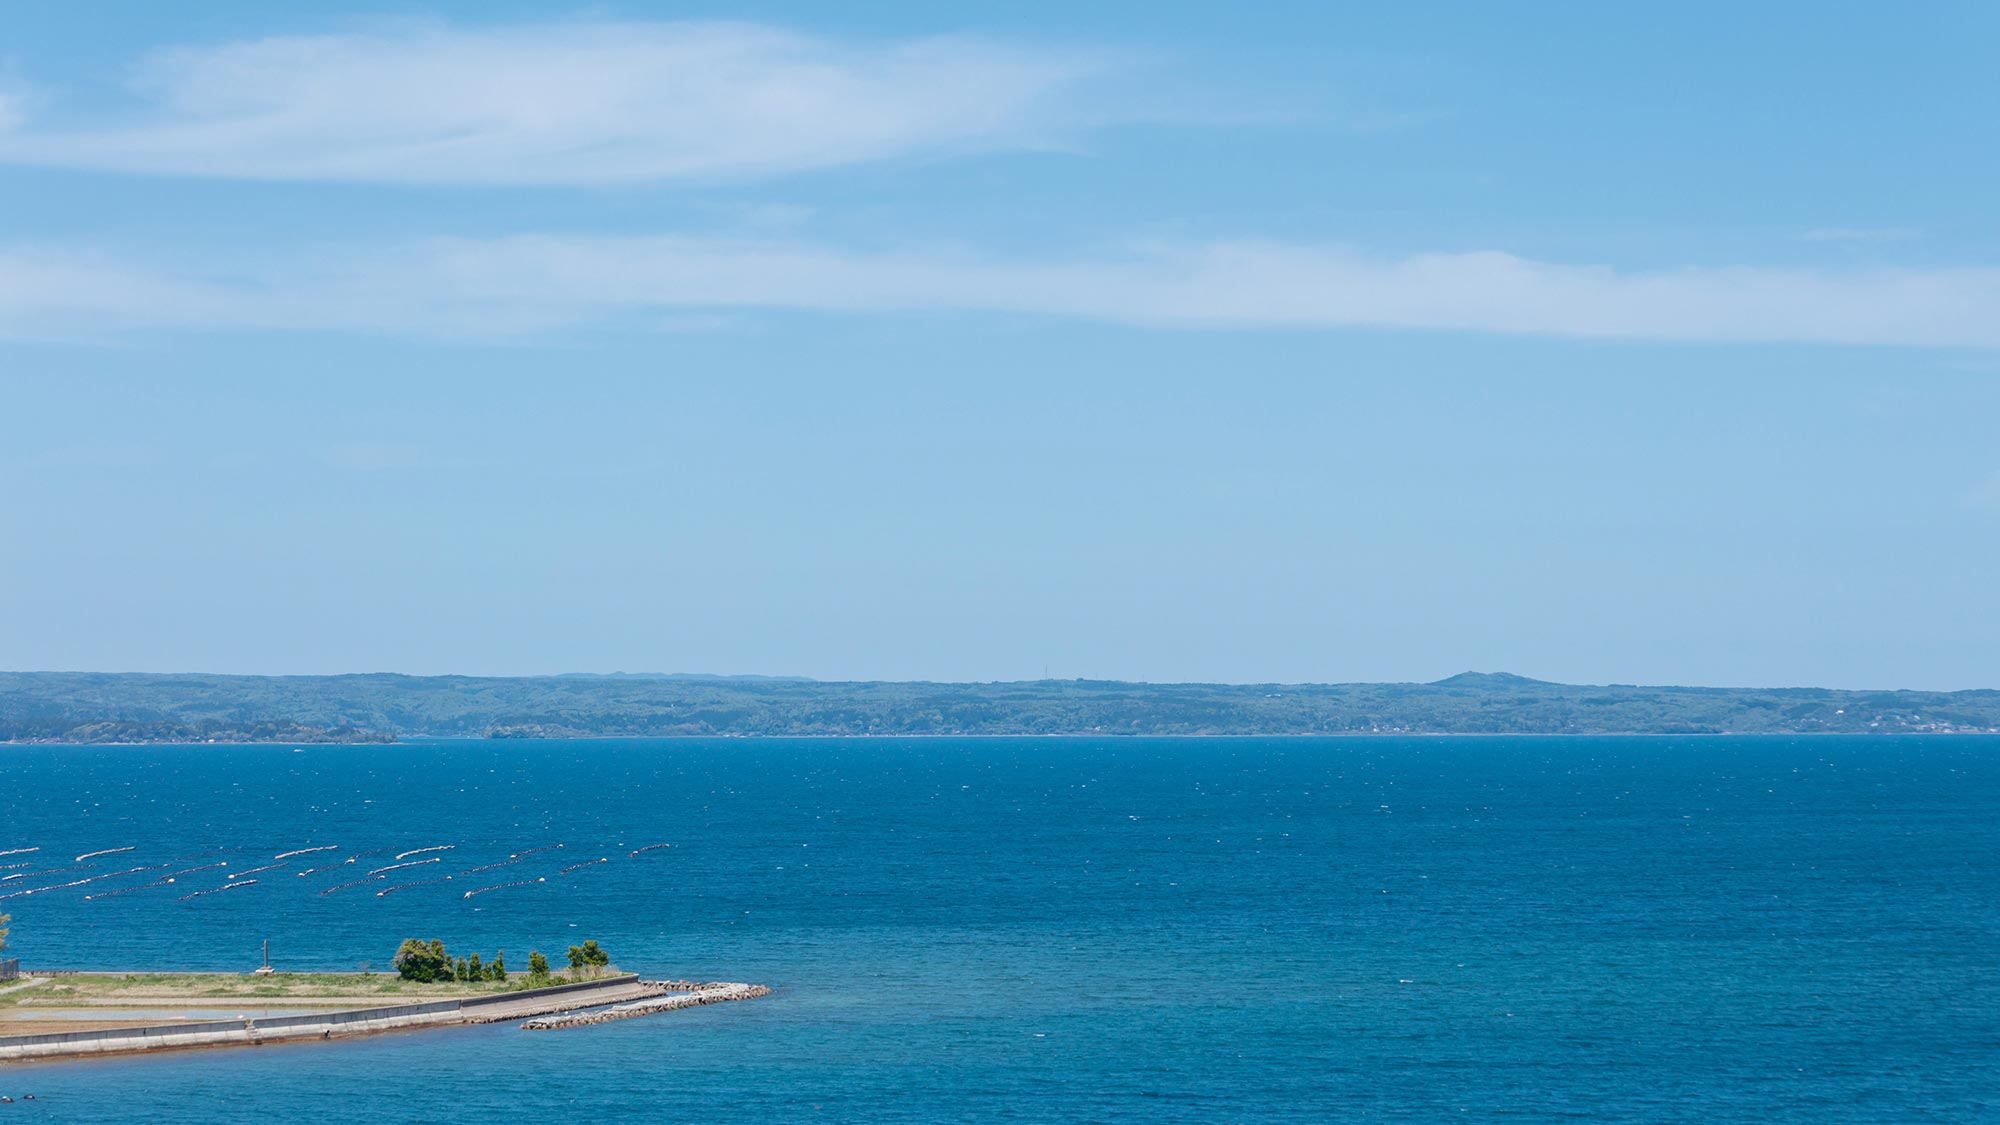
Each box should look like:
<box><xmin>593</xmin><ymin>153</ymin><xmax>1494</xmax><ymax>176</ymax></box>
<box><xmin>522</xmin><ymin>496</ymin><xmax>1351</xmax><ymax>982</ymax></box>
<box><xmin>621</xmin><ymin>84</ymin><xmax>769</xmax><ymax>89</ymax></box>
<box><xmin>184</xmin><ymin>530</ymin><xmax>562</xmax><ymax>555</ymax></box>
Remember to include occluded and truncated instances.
<box><xmin>0</xmin><ymin>975</ymin><xmax>658</xmax><ymax>1062</ymax></box>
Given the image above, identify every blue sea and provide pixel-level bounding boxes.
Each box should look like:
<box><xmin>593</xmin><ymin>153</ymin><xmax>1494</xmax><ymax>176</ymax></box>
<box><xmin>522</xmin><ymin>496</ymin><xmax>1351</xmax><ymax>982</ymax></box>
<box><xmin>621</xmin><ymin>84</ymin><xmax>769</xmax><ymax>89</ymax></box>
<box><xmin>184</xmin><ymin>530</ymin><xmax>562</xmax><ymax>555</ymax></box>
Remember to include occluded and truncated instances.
<box><xmin>0</xmin><ymin>736</ymin><xmax>1994</xmax><ymax>1123</ymax></box>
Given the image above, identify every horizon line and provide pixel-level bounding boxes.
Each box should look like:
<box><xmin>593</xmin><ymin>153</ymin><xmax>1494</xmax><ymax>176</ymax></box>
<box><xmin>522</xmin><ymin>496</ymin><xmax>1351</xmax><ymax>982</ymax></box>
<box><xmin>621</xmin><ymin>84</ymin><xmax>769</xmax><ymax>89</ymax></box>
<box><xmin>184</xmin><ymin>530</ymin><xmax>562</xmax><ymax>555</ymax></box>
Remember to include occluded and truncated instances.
<box><xmin>5</xmin><ymin>669</ymin><xmax>1995</xmax><ymax>695</ymax></box>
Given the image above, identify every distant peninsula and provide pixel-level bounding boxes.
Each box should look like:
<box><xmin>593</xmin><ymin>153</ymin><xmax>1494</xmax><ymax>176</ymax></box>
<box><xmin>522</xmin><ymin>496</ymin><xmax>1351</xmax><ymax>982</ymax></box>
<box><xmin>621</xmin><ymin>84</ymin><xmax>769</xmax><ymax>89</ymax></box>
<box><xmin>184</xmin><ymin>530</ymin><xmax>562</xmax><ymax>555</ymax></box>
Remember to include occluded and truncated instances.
<box><xmin>3</xmin><ymin>671</ymin><xmax>1996</xmax><ymax>742</ymax></box>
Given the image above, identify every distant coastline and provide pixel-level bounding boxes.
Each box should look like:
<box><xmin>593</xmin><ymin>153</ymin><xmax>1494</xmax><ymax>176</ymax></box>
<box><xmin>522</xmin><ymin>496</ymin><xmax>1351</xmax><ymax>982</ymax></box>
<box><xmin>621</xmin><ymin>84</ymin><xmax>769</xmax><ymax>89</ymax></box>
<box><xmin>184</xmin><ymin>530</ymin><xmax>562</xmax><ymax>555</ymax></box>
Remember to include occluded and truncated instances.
<box><xmin>5</xmin><ymin>670</ymin><xmax>1997</xmax><ymax>742</ymax></box>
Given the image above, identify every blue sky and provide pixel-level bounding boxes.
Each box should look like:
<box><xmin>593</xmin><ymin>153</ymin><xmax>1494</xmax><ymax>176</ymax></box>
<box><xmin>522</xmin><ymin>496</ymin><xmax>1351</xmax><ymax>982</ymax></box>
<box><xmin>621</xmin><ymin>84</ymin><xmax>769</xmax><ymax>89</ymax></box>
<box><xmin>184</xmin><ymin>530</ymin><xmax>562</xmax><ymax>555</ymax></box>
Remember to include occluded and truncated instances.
<box><xmin>2</xmin><ymin>3</ymin><xmax>1996</xmax><ymax>687</ymax></box>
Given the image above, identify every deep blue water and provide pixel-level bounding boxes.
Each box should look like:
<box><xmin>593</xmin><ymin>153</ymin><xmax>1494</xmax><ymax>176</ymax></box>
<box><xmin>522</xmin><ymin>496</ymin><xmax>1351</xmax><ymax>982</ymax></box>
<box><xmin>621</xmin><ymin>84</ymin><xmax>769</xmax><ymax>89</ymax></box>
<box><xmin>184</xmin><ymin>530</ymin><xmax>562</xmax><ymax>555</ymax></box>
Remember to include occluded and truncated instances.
<box><xmin>0</xmin><ymin>736</ymin><xmax>1994</xmax><ymax>1123</ymax></box>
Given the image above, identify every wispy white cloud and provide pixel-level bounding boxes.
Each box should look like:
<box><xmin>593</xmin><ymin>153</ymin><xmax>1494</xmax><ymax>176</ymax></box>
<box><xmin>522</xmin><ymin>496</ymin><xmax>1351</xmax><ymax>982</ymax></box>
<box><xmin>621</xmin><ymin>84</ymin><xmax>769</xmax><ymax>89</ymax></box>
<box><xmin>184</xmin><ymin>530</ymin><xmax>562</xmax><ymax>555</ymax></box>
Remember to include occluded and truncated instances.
<box><xmin>4</xmin><ymin>236</ymin><xmax>1999</xmax><ymax>348</ymax></box>
<box><xmin>0</xmin><ymin>86</ymin><xmax>28</xmax><ymax>133</ymax></box>
<box><xmin>0</xmin><ymin>22</ymin><xmax>1119</xmax><ymax>184</ymax></box>
<box><xmin>0</xmin><ymin>248</ymin><xmax>252</xmax><ymax>330</ymax></box>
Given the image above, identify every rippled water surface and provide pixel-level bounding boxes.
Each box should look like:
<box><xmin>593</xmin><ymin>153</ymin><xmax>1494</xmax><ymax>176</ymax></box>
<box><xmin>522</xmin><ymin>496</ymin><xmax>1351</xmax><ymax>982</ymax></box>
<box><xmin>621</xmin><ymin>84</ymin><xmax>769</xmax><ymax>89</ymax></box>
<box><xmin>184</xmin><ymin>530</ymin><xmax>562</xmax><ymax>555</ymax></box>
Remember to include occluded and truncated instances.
<box><xmin>0</xmin><ymin>736</ymin><xmax>1994</xmax><ymax>1122</ymax></box>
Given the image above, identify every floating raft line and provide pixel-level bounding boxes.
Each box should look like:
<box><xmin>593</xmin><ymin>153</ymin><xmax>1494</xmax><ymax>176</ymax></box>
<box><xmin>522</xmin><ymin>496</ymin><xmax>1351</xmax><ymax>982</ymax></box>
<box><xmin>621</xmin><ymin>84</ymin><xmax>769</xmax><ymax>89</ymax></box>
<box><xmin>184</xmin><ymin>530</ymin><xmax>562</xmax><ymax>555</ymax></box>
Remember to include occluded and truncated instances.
<box><xmin>179</xmin><ymin>879</ymin><xmax>257</xmax><ymax>902</ymax></box>
<box><xmin>456</xmin><ymin>858</ymin><xmax>525</xmax><ymax>876</ymax></box>
<box><xmin>556</xmin><ymin>858</ymin><xmax>610</xmax><ymax>876</ymax></box>
<box><xmin>394</xmin><ymin>845</ymin><xmax>454</xmax><ymax>861</ymax></box>
<box><xmin>321</xmin><ymin>875</ymin><xmax>387</xmax><ymax>896</ymax></box>
<box><xmin>89</xmin><ymin>862</ymin><xmax>224</xmax><ymax>898</ymax></box>
<box><xmin>0</xmin><ymin>847</ymin><xmax>39</xmax><ymax>858</ymax></box>
<box><xmin>377</xmin><ymin>875</ymin><xmax>453</xmax><ymax>897</ymax></box>
<box><xmin>368</xmin><ymin>857</ymin><xmax>441</xmax><ymax>877</ymax></box>
<box><xmin>75</xmin><ymin>865</ymin><xmax>163</xmax><ymax>886</ymax></box>
<box><xmin>230</xmin><ymin>861</ymin><xmax>288</xmax><ymax>880</ymax></box>
<box><xmin>464</xmin><ymin>878</ymin><xmax>543</xmax><ymax>899</ymax></box>
<box><xmin>75</xmin><ymin>846</ymin><xmax>136</xmax><ymax>863</ymax></box>
<box><xmin>295</xmin><ymin>863</ymin><xmax>345</xmax><ymax>877</ymax></box>
<box><xmin>160</xmin><ymin>862</ymin><xmax>228</xmax><ymax>881</ymax></box>
<box><xmin>4</xmin><ymin>860</ymin><xmax>95</xmax><ymax>880</ymax></box>
<box><xmin>509</xmin><ymin>844</ymin><xmax>564</xmax><ymax>859</ymax></box>
<box><xmin>0</xmin><ymin>862</ymin><xmax>34</xmax><ymax>872</ymax></box>
<box><xmin>630</xmin><ymin>843</ymin><xmax>672</xmax><ymax>858</ymax></box>
<box><xmin>274</xmin><ymin>845</ymin><xmax>339</xmax><ymax>861</ymax></box>
<box><xmin>2</xmin><ymin>866</ymin><xmax>158</xmax><ymax>900</ymax></box>
<box><xmin>2</xmin><ymin>866</ymin><xmax>83</xmax><ymax>883</ymax></box>
<box><xmin>85</xmin><ymin>881</ymin><xmax>170</xmax><ymax>901</ymax></box>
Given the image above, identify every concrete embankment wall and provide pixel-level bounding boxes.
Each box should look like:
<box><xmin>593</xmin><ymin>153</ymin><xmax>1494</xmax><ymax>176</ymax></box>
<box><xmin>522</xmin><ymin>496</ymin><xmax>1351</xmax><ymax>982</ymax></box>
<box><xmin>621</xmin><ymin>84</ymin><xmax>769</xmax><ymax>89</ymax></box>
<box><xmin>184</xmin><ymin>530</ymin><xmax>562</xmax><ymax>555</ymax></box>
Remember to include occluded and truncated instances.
<box><xmin>455</xmin><ymin>975</ymin><xmax>649</xmax><ymax>1021</ymax></box>
<box><xmin>0</xmin><ymin>975</ymin><xmax>643</xmax><ymax>1062</ymax></box>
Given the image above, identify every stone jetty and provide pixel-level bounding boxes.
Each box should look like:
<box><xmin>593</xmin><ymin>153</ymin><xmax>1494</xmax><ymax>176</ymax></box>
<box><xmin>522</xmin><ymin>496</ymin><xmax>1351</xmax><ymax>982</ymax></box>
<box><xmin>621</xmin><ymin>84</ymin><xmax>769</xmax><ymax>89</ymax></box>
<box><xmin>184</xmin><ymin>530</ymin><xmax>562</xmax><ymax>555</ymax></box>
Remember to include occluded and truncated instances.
<box><xmin>519</xmin><ymin>981</ymin><xmax>771</xmax><ymax>1030</ymax></box>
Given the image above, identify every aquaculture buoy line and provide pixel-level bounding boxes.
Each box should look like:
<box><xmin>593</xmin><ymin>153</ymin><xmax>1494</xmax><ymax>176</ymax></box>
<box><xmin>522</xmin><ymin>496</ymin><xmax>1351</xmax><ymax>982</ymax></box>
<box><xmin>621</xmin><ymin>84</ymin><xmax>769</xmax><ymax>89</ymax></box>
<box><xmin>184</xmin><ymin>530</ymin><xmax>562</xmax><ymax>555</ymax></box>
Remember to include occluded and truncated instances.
<box><xmin>1</xmin><ymin>865</ymin><xmax>161</xmax><ymax>901</ymax></box>
<box><xmin>456</xmin><ymin>858</ymin><xmax>525</xmax><ymax>876</ymax></box>
<box><xmin>377</xmin><ymin>875</ymin><xmax>453</xmax><ymax>897</ymax></box>
<box><xmin>161</xmin><ymin>862</ymin><xmax>228</xmax><ymax>881</ymax></box>
<box><xmin>84</xmin><ymin>882</ymin><xmax>162</xmax><ymax>901</ymax></box>
<box><xmin>3</xmin><ymin>866</ymin><xmax>90</xmax><ymax>884</ymax></box>
<box><xmin>367</xmin><ymin>857</ymin><xmax>441</xmax><ymax>877</ymax></box>
<box><xmin>464</xmin><ymin>878</ymin><xmax>542</xmax><ymax>899</ymax></box>
<box><xmin>0</xmin><ymin>834</ymin><xmax>681</xmax><ymax>905</ymax></box>
<box><xmin>178</xmin><ymin>879</ymin><xmax>256</xmax><ymax>902</ymax></box>
<box><xmin>229</xmin><ymin>862</ymin><xmax>289</xmax><ymax>880</ymax></box>
<box><xmin>81</xmin><ymin>865</ymin><xmax>165</xmax><ymax>885</ymax></box>
<box><xmin>85</xmin><ymin>861</ymin><xmax>226</xmax><ymax>900</ymax></box>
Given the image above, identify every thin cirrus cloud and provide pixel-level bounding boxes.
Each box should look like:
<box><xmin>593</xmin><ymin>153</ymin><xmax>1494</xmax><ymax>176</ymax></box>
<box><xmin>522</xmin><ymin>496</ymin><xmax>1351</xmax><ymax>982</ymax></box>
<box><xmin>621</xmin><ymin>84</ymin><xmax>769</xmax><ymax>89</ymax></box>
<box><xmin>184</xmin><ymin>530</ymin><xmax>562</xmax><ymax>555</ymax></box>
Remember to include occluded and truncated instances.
<box><xmin>0</xmin><ymin>22</ymin><xmax>1118</xmax><ymax>184</ymax></box>
<box><xmin>3</xmin><ymin>236</ymin><xmax>1998</xmax><ymax>348</ymax></box>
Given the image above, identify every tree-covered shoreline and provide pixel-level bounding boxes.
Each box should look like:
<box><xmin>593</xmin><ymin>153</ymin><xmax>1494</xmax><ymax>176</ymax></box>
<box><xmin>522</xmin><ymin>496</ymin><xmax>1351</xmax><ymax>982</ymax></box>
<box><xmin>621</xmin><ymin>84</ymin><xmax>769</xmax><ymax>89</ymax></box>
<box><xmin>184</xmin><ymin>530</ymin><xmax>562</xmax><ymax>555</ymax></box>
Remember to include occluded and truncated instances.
<box><xmin>4</xmin><ymin>670</ymin><xmax>1997</xmax><ymax>742</ymax></box>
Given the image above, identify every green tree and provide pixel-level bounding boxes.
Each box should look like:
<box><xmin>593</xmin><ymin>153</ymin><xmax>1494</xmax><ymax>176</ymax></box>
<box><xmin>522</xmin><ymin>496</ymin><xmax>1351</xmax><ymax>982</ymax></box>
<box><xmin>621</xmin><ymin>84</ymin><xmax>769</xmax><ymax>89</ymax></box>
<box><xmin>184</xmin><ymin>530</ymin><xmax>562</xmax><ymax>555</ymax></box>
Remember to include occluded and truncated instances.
<box><xmin>455</xmin><ymin>956</ymin><xmax>471</xmax><ymax>982</ymax></box>
<box><xmin>527</xmin><ymin>950</ymin><xmax>550</xmax><ymax>979</ymax></box>
<box><xmin>567</xmin><ymin>940</ymin><xmax>610</xmax><ymax>976</ymax></box>
<box><xmin>489</xmin><ymin>951</ymin><xmax>507</xmax><ymax>981</ymax></box>
<box><xmin>393</xmin><ymin>938</ymin><xmax>452</xmax><ymax>983</ymax></box>
<box><xmin>0</xmin><ymin>909</ymin><xmax>9</xmax><ymax>953</ymax></box>
<box><xmin>467</xmin><ymin>952</ymin><xmax>483</xmax><ymax>981</ymax></box>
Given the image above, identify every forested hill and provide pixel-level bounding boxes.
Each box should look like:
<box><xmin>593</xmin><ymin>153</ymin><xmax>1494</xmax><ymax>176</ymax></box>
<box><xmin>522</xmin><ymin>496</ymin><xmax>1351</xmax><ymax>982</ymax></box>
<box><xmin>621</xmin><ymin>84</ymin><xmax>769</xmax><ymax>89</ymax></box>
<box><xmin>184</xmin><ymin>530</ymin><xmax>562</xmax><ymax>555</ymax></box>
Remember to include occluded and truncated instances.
<box><xmin>3</xmin><ymin>671</ymin><xmax>1997</xmax><ymax>742</ymax></box>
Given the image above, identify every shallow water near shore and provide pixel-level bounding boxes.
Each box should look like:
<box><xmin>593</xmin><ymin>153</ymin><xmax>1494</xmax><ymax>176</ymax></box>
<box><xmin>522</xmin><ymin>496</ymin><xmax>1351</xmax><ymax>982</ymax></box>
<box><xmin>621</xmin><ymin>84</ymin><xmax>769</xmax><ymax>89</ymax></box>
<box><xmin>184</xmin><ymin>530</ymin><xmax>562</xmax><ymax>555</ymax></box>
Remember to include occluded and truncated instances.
<box><xmin>0</xmin><ymin>735</ymin><xmax>1995</xmax><ymax>1122</ymax></box>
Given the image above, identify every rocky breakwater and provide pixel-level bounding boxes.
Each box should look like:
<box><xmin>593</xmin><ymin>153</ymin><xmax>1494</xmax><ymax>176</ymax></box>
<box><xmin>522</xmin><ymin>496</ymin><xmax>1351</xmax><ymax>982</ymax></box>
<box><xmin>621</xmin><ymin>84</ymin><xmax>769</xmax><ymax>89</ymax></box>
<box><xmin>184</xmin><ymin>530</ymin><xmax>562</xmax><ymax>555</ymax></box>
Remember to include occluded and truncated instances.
<box><xmin>519</xmin><ymin>981</ymin><xmax>771</xmax><ymax>1030</ymax></box>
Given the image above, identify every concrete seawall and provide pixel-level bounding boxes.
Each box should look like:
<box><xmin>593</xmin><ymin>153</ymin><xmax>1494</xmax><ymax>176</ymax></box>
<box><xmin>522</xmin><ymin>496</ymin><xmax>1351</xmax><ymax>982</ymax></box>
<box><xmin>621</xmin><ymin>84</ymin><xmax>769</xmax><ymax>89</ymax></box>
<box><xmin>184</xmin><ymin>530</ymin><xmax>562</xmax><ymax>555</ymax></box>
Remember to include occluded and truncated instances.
<box><xmin>0</xmin><ymin>975</ymin><xmax>653</xmax><ymax>1062</ymax></box>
